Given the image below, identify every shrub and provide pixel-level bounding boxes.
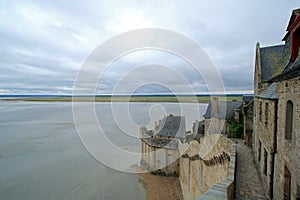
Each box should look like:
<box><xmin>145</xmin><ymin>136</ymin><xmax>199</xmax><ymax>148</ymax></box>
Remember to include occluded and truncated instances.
<box><xmin>228</xmin><ymin>118</ymin><xmax>244</xmax><ymax>139</ymax></box>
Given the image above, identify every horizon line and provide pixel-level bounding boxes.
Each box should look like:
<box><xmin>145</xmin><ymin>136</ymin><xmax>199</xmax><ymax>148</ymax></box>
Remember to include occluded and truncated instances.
<box><xmin>0</xmin><ymin>93</ymin><xmax>254</xmax><ymax>97</ymax></box>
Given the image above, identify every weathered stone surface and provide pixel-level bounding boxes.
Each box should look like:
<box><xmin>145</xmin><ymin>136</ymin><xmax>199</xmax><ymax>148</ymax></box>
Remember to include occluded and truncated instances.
<box><xmin>242</xmin><ymin>96</ymin><xmax>254</xmax><ymax>147</ymax></box>
<box><xmin>253</xmin><ymin>9</ymin><xmax>300</xmax><ymax>199</ymax></box>
<box><xmin>273</xmin><ymin>76</ymin><xmax>300</xmax><ymax>200</ymax></box>
<box><xmin>179</xmin><ymin>135</ymin><xmax>234</xmax><ymax>200</ymax></box>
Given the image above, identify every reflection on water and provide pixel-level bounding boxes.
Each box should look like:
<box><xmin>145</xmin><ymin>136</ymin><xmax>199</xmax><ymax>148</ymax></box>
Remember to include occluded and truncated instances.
<box><xmin>0</xmin><ymin>101</ymin><xmax>207</xmax><ymax>200</ymax></box>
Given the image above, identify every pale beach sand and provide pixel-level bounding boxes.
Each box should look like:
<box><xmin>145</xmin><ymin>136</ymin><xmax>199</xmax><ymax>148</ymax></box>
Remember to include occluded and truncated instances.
<box><xmin>131</xmin><ymin>165</ymin><xmax>183</xmax><ymax>200</ymax></box>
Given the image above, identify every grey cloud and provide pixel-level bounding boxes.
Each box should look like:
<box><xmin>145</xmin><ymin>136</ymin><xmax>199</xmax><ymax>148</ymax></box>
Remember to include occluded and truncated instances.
<box><xmin>0</xmin><ymin>0</ymin><xmax>299</xmax><ymax>94</ymax></box>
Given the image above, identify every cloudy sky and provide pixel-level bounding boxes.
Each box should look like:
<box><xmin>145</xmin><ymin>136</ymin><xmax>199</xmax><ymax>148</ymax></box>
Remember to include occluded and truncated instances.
<box><xmin>0</xmin><ymin>0</ymin><xmax>298</xmax><ymax>95</ymax></box>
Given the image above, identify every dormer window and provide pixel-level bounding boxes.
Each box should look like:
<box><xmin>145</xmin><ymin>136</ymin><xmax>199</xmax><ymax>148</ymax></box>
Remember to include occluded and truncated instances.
<box><xmin>284</xmin><ymin>9</ymin><xmax>300</xmax><ymax>62</ymax></box>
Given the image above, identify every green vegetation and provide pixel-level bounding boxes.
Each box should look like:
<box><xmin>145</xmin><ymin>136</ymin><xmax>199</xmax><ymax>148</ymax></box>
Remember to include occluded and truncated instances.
<box><xmin>3</xmin><ymin>95</ymin><xmax>243</xmax><ymax>103</ymax></box>
<box><xmin>228</xmin><ymin>117</ymin><xmax>244</xmax><ymax>139</ymax></box>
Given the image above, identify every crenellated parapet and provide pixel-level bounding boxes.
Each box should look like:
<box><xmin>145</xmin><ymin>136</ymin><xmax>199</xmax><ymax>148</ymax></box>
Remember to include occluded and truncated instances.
<box><xmin>179</xmin><ymin>135</ymin><xmax>234</xmax><ymax>200</ymax></box>
<box><xmin>202</xmin><ymin>151</ymin><xmax>230</xmax><ymax>166</ymax></box>
<box><xmin>181</xmin><ymin>150</ymin><xmax>230</xmax><ymax>165</ymax></box>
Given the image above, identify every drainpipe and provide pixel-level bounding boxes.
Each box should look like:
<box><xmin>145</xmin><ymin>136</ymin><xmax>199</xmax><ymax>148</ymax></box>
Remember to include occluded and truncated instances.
<box><xmin>270</xmin><ymin>99</ymin><xmax>278</xmax><ymax>199</ymax></box>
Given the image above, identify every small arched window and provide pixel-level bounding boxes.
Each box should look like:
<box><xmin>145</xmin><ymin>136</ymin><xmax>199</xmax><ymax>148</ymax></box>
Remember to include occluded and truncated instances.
<box><xmin>285</xmin><ymin>100</ymin><xmax>294</xmax><ymax>140</ymax></box>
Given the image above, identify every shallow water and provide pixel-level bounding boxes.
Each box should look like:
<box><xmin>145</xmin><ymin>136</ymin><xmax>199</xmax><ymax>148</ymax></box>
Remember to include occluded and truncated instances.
<box><xmin>0</xmin><ymin>101</ymin><xmax>207</xmax><ymax>200</ymax></box>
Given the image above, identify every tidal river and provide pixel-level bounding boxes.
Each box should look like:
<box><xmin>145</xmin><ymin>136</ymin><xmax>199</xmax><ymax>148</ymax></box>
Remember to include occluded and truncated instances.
<box><xmin>0</xmin><ymin>101</ymin><xmax>207</xmax><ymax>200</ymax></box>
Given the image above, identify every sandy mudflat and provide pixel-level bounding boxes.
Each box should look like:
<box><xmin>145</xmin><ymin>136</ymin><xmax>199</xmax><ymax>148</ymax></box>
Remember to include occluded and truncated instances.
<box><xmin>132</xmin><ymin>165</ymin><xmax>183</xmax><ymax>200</ymax></box>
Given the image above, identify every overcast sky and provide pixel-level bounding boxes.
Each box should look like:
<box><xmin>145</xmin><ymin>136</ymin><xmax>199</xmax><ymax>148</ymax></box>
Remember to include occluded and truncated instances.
<box><xmin>0</xmin><ymin>0</ymin><xmax>299</xmax><ymax>95</ymax></box>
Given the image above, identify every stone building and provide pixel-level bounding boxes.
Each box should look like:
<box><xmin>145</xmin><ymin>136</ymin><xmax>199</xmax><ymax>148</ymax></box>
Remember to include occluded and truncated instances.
<box><xmin>242</xmin><ymin>95</ymin><xmax>254</xmax><ymax>147</ymax></box>
<box><xmin>140</xmin><ymin>114</ymin><xmax>187</xmax><ymax>176</ymax></box>
<box><xmin>253</xmin><ymin>8</ymin><xmax>300</xmax><ymax>199</ymax></box>
<box><xmin>203</xmin><ymin>96</ymin><xmax>242</xmax><ymax>136</ymax></box>
<box><xmin>140</xmin><ymin>112</ymin><xmax>237</xmax><ymax>199</ymax></box>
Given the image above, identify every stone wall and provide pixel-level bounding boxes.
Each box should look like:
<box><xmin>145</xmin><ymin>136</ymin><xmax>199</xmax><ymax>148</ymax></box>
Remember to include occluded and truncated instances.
<box><xmin>273</xmin><ymin>76</ymin><xmax>300</xmax><ymax>200</ymax></box>
<box><xmin>140</xmin><ymin>139</ymin><xmax>180</xmax><ymax>176</ymax></box>
<box><xmin>178</xmin><ymin>135</ymin><xmax>234</xmax><ymax>200</ymax></box>
<box><xmin>253</xmin><ymin>76</ymin><xmax>300</xmax><ymax>199</ymax></box>
<box><xmin>179</xmin><ymin>141</ymin><xmax>202</xmax><ymax>199</ymax></box>
<box><xmin>254</xmin><ymin>43</ymin><xmax>270</xmax><ymax>96</ymax></box>
<box><xmin>243</xmin><ymin>101</ymin><xmax>253</xmax><ymax>147</ymax></box>
<box><xmin>204</xmin><ymin>118</ymin><xmax>227</xmax><ymax>135</ymax></box>
<box><xmin>198</xmin><ymin>143</ymin><xmax>236</xmax><ymax>200</ymax></box>
<box><xmin>253</xmin><ymin>97</ymin><xmax>277</xmax><ymax>196</ymax></box>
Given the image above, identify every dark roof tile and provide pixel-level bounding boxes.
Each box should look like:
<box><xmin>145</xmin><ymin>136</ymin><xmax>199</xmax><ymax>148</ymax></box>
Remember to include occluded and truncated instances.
<box><xmin>260</xmin><ymin>45</ymin><xmax>286</xmax><ymax>81</ymax></box>
<box><xmin>203</xmin><ymin>101</ymin><xmax>242</xmax><ymax>119</ymax></box>
<box><xmin>258</xmin><ymin>82</ymin><xmax>277</xmax><ymax>99</ymax></box>
<box><xmin>242</xmin><ymin>95</ymin><xmax>254</xmax><ymax>103</ymax></box>
<box><xmin>156</xmin><ymin>115</ymin><xmax>186</xmax><ymax>138</ymax></box>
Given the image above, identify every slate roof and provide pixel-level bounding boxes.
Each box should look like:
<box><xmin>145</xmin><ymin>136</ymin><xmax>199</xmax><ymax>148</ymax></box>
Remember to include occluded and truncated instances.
<box><xmin>271</xmin><ymin>63</ymin><xmax>300</xmax><ymax>82</ymax></box>
<box><xmin>242</xmin><ymin>95</ymin><xmax>254</xmax><ymax>104</ymax></box>
<box><xmin>283</xmin><ymin>51</ymin><xmax>300</xmax><ymax>72</ymax></box>
<box><xmin>203</xmin><ymin>101</ymin><xmax>242</xmax><ymax>119</ymax></box>
<box><xmin>260</xmin><ymin>8</ymin><xmax>300</xmax><ymax>83</ymax></box>
<box><xmin>260</xmin><ymin>45</ymin><xmax>286</xmax><ymax>81</ymax></box>
<box><xmin>269</xmin><ymin>8</ymin><xmax>300</xmax><ymax>81</ymax></box>
<box><xmin>258</xmin><ymin>82</ymin><xmax>277</xmax><ymax>99</ymax></box>
<box><xmin>156</xmin><ymin>115</ymin><xmax>186</xmax><ymax>138</ymax></box>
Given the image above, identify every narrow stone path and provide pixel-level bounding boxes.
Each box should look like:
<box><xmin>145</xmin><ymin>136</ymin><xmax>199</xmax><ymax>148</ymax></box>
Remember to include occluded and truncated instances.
<box><xmin>235</xmin><ymin>140</ymin><xmax>268</xmax><ymax>200</ymax></box>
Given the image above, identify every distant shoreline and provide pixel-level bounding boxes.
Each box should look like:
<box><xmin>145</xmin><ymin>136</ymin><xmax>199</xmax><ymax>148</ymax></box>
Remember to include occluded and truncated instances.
<box><xmin>1</xmin><ymin>95</ymin><xmax>243</xmax><ymax>103</ymax></box>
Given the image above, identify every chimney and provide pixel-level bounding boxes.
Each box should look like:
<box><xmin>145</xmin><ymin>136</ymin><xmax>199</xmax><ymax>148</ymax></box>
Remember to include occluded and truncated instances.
<box><xmin>211</xmin><ymin>96</ymin><xmax>218</xmax><ymax>118</ymax></box>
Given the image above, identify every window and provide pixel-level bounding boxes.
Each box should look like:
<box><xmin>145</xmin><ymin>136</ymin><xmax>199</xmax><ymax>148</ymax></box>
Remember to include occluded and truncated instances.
<box><xmin>265</xmin><ymin>102</ymin><xmax>269</xmax><ymax>127</ymax></box>
<box><xmin>285</xmin><ymin>100</ymin><xmax>294</xmax><ymax>140</ymax></box>
<box><xmin>264</xmin><ymin>149</ymin><xmax>268</xmax><ymax>175</ymax></box>
<box><xmin>258</xmin><ymin>141</ymin><xmax>261</xmax><ymax>161</ymax></box>
<box><xmin>259</xmin><ymin>101</ymin><xmax>262</xmax><ymax>122</ymax></box>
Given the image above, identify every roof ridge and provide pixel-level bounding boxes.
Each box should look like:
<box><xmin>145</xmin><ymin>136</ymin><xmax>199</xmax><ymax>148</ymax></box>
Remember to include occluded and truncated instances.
<box><xmin>259</xmin><ymin>44</ymin><xmax>285</xmax><ymax>49</ymax></box>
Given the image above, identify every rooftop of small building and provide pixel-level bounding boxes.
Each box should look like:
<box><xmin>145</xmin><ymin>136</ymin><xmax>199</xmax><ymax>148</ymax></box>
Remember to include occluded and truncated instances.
<box><xmin>242</xmin><ymin>95</ymin><xmax>254</xmax><ymax>104</ymax></box>
<box><xmin>258</xmin><ymin>82</ymin><xmax>277</xmax><ymax>99</ymax></box>
<box><xmin>156</xmin><ymin>114</ymin><xmax>186</xmax><ymax>138</ymax></box>
<box><xmin>203</xmin><ymin>100</ymin><xmax>242</xmax><ymax>120</ymax></box>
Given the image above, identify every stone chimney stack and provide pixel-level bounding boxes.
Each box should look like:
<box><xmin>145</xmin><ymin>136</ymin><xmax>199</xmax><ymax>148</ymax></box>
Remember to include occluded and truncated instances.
<box><xmin>211</xmin><ymin>96</ymin><xmax>218</xmax><ymax>118</ymax></box>
<box><xmin>140</xmin><ymin>126</ymin><xmax>147</xmax><ymax>138</ymax></box>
